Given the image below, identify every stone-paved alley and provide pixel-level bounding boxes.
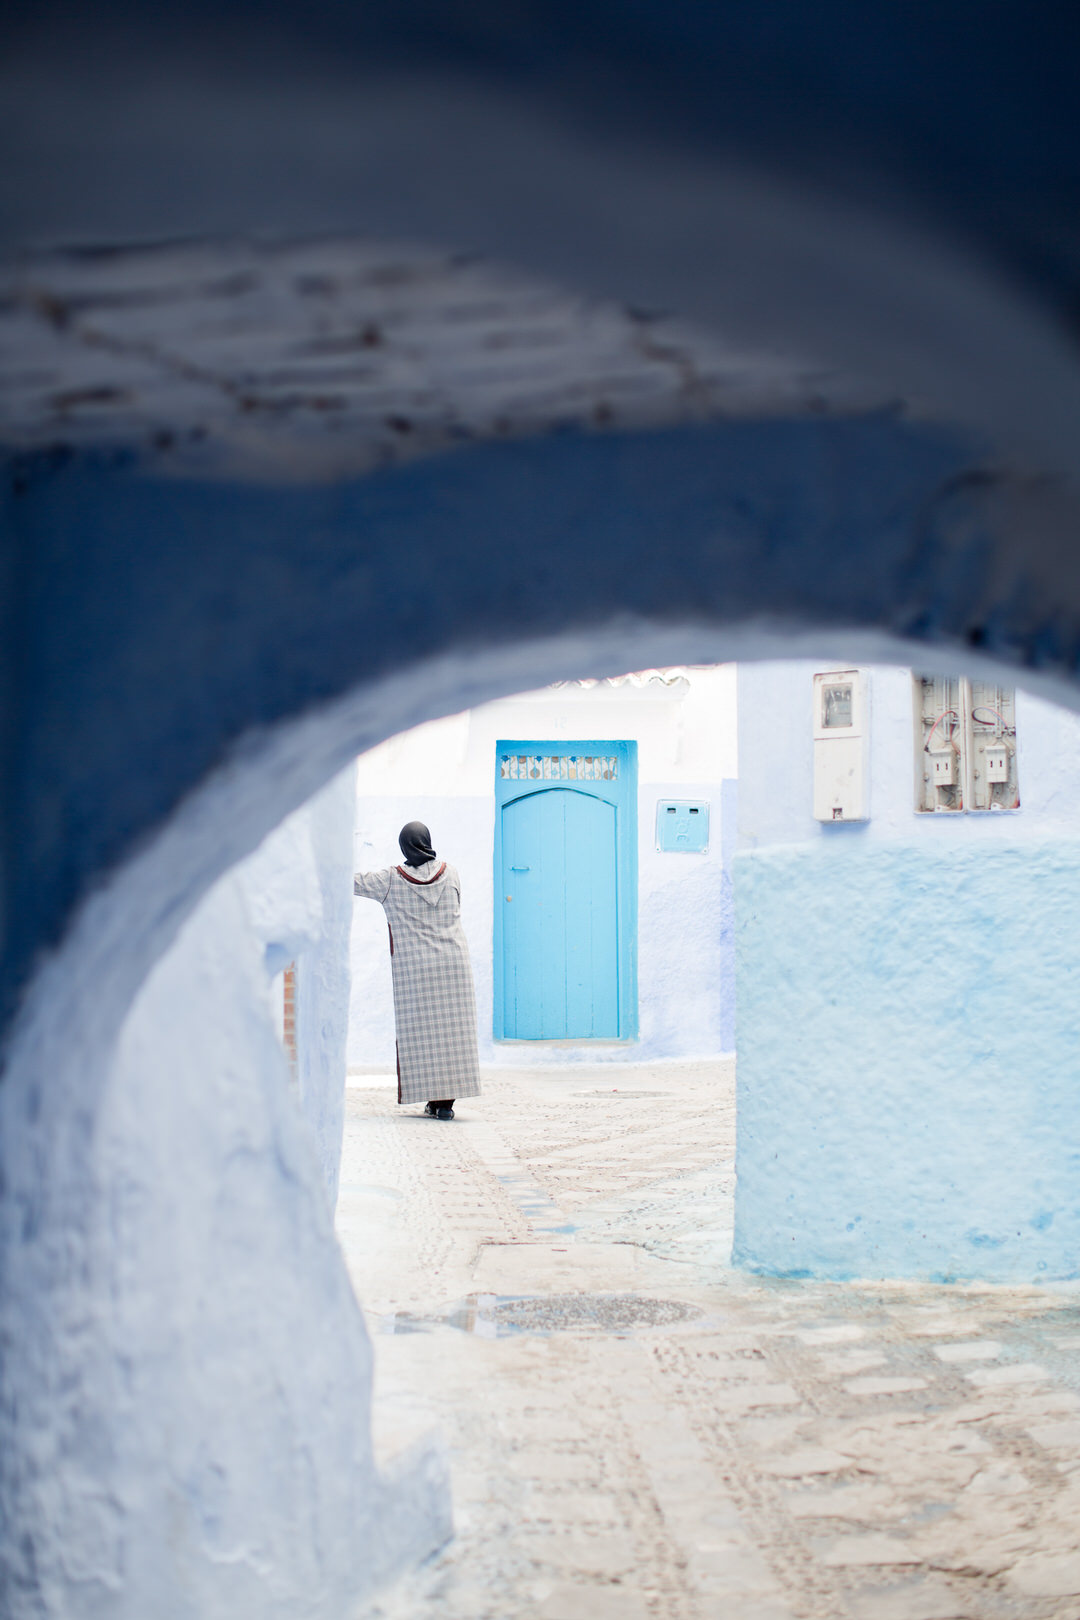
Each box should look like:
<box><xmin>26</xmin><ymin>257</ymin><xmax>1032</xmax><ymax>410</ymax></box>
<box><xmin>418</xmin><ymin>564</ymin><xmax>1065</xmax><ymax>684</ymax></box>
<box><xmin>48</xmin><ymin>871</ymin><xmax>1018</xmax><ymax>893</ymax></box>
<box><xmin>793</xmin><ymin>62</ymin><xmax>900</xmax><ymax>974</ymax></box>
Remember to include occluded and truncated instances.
<box><xmin>338</xmin><ymin>1064</ymin><xmax>1080</xmax><ymax>1620</ymax></box>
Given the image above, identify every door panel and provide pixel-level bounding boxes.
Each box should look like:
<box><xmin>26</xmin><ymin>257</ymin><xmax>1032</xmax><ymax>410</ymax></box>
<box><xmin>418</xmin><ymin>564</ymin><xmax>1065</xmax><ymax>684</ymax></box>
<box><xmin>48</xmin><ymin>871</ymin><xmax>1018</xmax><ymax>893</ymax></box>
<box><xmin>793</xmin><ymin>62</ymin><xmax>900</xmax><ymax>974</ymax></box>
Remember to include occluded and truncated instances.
<box><xmin>501</xmin><ymin>788</ymin><xmax>618</xmax><ymax>1038</ymax></box>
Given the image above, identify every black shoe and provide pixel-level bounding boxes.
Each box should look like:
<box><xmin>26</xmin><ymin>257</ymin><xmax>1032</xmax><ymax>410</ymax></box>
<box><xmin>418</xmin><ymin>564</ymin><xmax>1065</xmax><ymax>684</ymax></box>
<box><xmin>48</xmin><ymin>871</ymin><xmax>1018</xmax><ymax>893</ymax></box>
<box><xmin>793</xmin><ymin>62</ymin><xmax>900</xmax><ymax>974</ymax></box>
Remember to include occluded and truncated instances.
<box><xmin>436</xmin><ymin>1106</ymin><xmax>455</xmax><ymax>1121</ymax></box>
<box><xmin>423</xmin><ymin>1102</ymin><xmax>439</xmax><ymax>1118</ymax></box>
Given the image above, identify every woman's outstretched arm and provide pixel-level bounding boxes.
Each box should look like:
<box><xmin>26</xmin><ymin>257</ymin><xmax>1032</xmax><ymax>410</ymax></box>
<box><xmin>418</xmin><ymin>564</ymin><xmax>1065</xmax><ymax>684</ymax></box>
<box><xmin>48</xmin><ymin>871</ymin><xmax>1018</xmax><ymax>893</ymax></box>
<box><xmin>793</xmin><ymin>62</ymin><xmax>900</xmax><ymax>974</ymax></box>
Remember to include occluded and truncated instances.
<box><xmin>353</xmin><ymin>867</ymin><xmax>392</xmax><ymax>901</ymax></box>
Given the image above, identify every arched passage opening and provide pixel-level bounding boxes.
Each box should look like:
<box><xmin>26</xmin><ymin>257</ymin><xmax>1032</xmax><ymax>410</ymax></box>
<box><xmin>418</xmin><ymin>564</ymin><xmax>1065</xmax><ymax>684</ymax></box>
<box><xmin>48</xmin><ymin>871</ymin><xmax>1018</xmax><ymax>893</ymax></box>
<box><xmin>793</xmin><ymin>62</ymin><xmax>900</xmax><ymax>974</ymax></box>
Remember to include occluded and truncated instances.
<box><xmin>3</xmin><ymin>0</ymin><xmax>1080</xmax><ymax>1605</ymax></box>
<box><xmin>6</xmin><ymin>603</ymin><xmax>1080</xmax><ymax>1620</ymax></box>
<box><xmin>4</xmin><ymin>228</ymin><xmax>1080</xmax><ymax>1612</ymax></box>
<box><xmin>42</xmin><ymin>623</ymin><xmax>1078</xmax><ymax>1619</ymax></box>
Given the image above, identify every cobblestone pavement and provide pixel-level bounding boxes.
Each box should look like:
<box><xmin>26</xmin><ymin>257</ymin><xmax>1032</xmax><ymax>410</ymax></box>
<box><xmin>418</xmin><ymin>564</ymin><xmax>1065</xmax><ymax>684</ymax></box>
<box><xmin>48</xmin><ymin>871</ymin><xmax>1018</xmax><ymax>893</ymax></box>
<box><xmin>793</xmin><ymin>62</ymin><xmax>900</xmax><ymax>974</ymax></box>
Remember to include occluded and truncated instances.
<box><xmin>338</xmin><ymin>1063</ymin><xmax>1080</xmax><ymax>1620</ymax></box>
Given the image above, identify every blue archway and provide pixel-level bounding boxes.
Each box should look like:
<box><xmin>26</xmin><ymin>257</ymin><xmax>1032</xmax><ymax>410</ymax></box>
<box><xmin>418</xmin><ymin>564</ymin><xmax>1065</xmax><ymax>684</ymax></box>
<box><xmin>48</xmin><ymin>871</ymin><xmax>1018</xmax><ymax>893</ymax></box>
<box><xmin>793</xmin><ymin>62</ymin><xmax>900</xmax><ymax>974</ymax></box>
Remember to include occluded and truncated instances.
<box><xmin>3</xmin><ymin>4</ymin><xmax>1080</xmax><ymax>1613</ymax></box>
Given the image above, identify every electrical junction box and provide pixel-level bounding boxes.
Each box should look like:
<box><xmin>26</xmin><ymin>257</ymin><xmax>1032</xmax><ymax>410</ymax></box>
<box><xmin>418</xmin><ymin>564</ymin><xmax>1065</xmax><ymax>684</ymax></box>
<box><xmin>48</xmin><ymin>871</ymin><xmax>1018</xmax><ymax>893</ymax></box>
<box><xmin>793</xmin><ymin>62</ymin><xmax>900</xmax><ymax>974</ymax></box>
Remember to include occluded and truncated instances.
<box><xmin>914</xmin><ymin>675</ymin><xmax>1019</xmax><ymax>812</ymax></box>
<box><xmin>656</xmin><ymin>800</ymin><xmax>709</xmax><ymax>852</ymax></box>
<box><xmin>985</xmin><ymin>744</ymin><xmax>1009</xmax><ymax>783</ymax></box>
<box><xmin>967</xmin><ymin>680</ymin><xmax>1020</xmax><ymax>810</ymax></box>
<box><xmin>813</xmin><ymin>670</ymin><xmax>869</xmax><ymax>822</ymax></box>
<box><xmin>914</xmin><ymin>673</ymin><xmax>964</xmax><ymax>811</ymax></box>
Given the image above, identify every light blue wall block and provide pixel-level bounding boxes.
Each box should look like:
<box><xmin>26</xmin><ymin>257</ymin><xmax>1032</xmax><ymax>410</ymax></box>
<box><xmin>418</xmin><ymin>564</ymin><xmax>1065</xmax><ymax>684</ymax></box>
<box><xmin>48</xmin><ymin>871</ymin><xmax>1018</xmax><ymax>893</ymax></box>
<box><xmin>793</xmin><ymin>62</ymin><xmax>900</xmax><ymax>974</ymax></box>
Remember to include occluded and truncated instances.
<box><xmin>719</xmin><ymin>778</ymin><xmax>738</xmax><ymax>1053</ymax></box>
<box><xmin>733</xmin><ymin>840</ymin><xmax>1080</xmax><ymax>1282</ymax></box>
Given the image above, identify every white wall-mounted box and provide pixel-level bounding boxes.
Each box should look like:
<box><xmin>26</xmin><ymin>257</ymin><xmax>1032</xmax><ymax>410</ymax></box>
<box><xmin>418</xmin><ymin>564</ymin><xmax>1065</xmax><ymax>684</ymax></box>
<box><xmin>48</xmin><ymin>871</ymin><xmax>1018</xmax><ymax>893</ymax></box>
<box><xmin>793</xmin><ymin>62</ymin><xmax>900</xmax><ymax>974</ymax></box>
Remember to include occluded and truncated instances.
<box><xmin>985</xmin><ymin>744</ymin><xmax>1010</xmax><ymax>783</ymax></box>
<box><xmin>812</xmin><ymin>669</ymin><xmax>869</xmax><ymax>822</ymax></box>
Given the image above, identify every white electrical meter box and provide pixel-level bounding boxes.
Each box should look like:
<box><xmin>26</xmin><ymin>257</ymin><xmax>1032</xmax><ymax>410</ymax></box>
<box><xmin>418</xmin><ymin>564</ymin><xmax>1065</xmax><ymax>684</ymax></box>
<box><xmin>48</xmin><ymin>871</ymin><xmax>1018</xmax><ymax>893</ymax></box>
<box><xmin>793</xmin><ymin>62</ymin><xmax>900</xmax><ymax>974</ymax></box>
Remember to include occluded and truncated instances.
<box><xmin>813</xmin><ymin>669</ymin><xmax>869</xmax><ymax>822</ymax></box>
<box><xmin>985</xmin><ymin>745</ymin><xmax>1009</xmax><ymax>783</ymax></box>
<box><xmin>914</xmin><ymin>674</ymin><xmax>1018</xmax><ymax>813</ymax></box>
<box><xmin>968</xmin><ymin>680</ymin><xmax>1019</xmax><ymax>808</ymax></box>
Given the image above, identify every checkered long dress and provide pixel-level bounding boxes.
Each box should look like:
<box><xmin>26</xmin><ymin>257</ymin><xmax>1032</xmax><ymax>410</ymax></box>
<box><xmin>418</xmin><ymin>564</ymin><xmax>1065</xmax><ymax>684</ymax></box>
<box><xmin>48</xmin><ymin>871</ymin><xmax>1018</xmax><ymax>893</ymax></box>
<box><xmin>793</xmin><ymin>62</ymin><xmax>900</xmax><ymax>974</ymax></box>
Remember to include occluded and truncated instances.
<box><xmin>353</xmin><ymin>859</ymin><xmax>481</xmax><ymax>1105</ymax></box>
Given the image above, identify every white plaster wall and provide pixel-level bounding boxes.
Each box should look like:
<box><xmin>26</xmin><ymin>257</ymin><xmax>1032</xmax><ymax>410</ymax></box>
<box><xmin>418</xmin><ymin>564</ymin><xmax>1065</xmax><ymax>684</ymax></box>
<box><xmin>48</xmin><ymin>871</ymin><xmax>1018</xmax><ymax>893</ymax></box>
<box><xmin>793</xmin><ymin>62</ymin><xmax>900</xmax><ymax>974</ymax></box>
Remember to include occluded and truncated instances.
<box><xmin>0</xmin><ymin>770</ymin><xmax>450</xmax><ymax>1617</ymax></box>
<box><xmin>348</xmin><ymin>668</ymin><xmax>737</xmax><ymax>1069</ymax></box>
<box><xmin>292</xmin><ymin>769</ymin><xmax>357</xmax><ymax>1205</ymax></box>
<box><xmin>737</xmin><ymin>660</ymin><xmax>1080</xmax><ymax>850</ymax></box>
<box><xmin>228</xmin><ymin>765</ymin><xmax>355</xmax><ymax>1203</ymax></box>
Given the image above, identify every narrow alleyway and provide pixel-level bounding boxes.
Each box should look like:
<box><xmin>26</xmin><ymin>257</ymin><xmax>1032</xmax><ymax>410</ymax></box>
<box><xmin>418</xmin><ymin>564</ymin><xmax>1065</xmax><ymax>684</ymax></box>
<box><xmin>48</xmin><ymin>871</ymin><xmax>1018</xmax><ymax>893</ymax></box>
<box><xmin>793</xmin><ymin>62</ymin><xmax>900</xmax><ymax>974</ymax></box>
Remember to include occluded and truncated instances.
<box><xmin>339</xmin><ymin>1066</ymin><xmax>1080</xmax><ymax>1620</ymax></box>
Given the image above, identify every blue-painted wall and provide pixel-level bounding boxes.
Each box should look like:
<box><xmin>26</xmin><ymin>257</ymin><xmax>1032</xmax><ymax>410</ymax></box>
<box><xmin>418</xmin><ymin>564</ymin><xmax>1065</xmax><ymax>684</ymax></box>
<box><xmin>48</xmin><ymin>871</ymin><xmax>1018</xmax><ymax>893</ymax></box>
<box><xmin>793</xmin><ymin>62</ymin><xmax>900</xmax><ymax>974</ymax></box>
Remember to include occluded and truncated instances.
<box><xmin>735</xmin><ymin>662</ymin><xmax>1080</xmax><ymax>1281</ymax></box>
<box><xmin>5</xmin><ymin>8</ymin><xmax>1080</xmax><ymax>1612</ymax></box>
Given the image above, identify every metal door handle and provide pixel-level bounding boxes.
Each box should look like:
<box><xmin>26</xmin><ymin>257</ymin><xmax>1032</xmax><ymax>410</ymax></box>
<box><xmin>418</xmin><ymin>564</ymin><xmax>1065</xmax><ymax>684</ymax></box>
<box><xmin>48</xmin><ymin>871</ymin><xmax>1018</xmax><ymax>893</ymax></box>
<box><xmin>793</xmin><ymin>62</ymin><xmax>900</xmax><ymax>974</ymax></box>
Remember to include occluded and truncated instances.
<box><xmin>510</xmin><ymin>865</ymin><xmax>530</xmax><ymax>872</ymax></box>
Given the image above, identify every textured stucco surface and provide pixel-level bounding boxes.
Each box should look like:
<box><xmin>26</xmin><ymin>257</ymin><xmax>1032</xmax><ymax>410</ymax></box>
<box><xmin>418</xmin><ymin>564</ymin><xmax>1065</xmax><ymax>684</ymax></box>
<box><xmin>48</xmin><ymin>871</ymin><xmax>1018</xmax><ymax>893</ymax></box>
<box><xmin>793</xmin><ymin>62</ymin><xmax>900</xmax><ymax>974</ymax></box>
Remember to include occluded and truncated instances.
<box><xmin>734</xmin><ymin>839</ymin><xmax>1080</xmax><ymax>1282</ymax></box>
<box><xmin>737</xmin><ymin>661</ymin><xmax>1080</xmax><ymax>851</ymax></box>
<box><xmin>2</xmin><ymin>8</ymin><xmax>1080</xmax><ymax>1611</ymax></box>
<box><xmin>292</xmin><ymin>768</ymin><xmax>356</xmax><ymax>1204</ymax></box>
<box><xmin>735</xmin><ymin>661</ymin><xmax>1080</xmax><ymax>1283</ymax></box>
<box><xmin>2</xmin><ymin>413</ymin><xmax>999</xmax><ymax>1044</ymax></box>
<box><xmin>0</xmin><ymin>773</ymin><xmax>450</xmax><ymax>1617</ymax></box>
<box><xmin>6</xmin><ymin>5</ymin><xmax>1080</xmax><ymax>483</ymax></box>
<box><xmin>0</xmin><ymin>240</ymin><xmax>881</xmax><ymax>478</ymax></box>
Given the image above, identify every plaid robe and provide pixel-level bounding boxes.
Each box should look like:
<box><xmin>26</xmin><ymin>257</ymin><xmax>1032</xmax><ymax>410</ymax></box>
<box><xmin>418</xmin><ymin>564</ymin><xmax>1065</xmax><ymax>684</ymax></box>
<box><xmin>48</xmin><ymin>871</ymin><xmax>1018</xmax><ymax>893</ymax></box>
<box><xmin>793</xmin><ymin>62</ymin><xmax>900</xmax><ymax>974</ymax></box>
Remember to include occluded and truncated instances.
<box><xmin>353</xmin><ymin>859</ymin><xmax>481</xmax><ymax>1105</ymax></box>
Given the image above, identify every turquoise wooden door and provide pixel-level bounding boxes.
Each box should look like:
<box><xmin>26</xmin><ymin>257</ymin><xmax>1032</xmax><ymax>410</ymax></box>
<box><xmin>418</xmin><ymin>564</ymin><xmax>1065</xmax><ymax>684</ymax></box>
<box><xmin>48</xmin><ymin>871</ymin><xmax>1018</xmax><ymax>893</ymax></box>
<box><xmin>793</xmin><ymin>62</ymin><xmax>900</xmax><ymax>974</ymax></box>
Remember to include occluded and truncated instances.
<box><xmin>502</xmin><ymin>789</ymin><xmax>618</xmax><ymax>1037</ymax></box>
<box><xmin>494</xmin><ymin>741</ymin><xmax>637</xmax><ymax>1041</ymax></box>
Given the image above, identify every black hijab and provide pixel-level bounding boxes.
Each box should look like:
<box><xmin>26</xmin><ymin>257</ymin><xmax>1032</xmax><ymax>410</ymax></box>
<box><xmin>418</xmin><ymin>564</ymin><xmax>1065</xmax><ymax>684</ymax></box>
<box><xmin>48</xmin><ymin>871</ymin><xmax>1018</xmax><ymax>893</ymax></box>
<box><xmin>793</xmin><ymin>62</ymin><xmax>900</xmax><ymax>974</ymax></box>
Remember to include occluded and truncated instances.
<box><xmin>399</xmin><ymin>820</ymin><xmax>437</xmax><ymax>867</ymax></box>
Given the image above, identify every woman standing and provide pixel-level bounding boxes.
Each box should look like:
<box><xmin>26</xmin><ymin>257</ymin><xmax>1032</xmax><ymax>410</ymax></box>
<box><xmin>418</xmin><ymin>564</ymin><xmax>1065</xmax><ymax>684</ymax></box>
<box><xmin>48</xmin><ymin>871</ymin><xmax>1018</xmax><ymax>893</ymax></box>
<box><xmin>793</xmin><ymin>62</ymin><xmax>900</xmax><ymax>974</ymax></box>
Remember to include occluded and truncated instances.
<box><xmin>353</xmin><ymin>821</ymin><xmax>481</xmax><ymax>1119</ymax></box>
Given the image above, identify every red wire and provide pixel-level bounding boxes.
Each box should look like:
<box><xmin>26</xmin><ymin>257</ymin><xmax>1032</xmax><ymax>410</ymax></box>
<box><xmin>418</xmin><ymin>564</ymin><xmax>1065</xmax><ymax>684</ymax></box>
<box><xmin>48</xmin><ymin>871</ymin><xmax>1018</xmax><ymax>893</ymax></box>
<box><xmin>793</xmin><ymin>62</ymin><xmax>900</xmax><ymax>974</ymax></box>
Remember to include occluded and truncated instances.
<box><xmin>924</xmin><ymin>709</ymin><xmax>959</xmax><ymax>753</ymax></box>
